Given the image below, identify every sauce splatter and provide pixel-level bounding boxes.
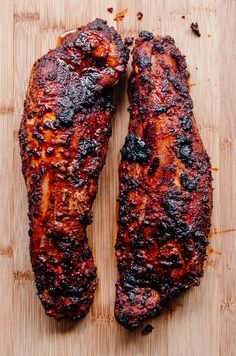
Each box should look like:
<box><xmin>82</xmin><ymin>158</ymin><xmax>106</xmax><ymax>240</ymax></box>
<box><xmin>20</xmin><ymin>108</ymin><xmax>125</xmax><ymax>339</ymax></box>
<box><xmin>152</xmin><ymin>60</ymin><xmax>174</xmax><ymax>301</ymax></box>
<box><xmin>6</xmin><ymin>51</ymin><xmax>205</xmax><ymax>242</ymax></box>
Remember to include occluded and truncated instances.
<box><xmin>114</xmin><ymin>8</ymin><xmax>128</xmax><ymax>22</ymax></box>
<box><xmin>168</xmin><ymin>300</ymin><xmax>184</xmax><ymax>316</ymax></box>
<box><xmin>190</xmin><ymin>22</ymin><xmax>201</xmax><ymax>37</ymax></box>
<box><xmin>137</xmin><ymin>11</ymin><xmax>143</xmax><ymax>20</ymax></box>
<box><xmin>0</xmin><ymin>246</ymin><xmax>13</xmax><ymax>257</ymax></box>
<box><xmin>214</xmin><ymin>228</ymin><xmax>235</xmax><ymax>236</ymax></box>
<box><xmin>205</xmin><ymin>258</ymin><xmax>218</xmax><ymax>268</ymax></box>
<box><xmin>209</xmin><ymin>227</ymin><xmax>235</xmax><ymax>241</ymax></box>
<box><xmin>189</xmin><ymin>82</ymin><xmax>197</xmax><ymax>88</ymax></box>
<box><xmin>14</xmin><ymin>271</ymin><xmax>34</xmax><ymax>281</ymax></box>
<box><xmin>207</xmin><ymin>246</ymin><xmax>222</xmax><ymax>255</ymax></box>
<box><xmin>221</xmin><ymin>299</ymin><xmax>236</xmax><ymax>312</ymax></box>
<box><xmin>141</xmin><ymin>324</ymin><xmax>154</xmax><ymax>335</ymax></box>
<box><xmin>107</xmin><ymin>7</ymin><xmax>113</xmax><ymax>13</ymax></box>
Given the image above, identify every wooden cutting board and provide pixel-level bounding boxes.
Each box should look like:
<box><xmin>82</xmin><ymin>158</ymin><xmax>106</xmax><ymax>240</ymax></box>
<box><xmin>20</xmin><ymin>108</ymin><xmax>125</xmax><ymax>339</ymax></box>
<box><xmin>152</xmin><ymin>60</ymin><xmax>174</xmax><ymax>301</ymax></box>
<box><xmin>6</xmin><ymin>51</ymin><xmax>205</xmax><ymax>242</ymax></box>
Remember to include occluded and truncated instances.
<box><xmin>0</xmin><ymin>0</ymin><xmax>235</xmax><ymax>355</ymax></box>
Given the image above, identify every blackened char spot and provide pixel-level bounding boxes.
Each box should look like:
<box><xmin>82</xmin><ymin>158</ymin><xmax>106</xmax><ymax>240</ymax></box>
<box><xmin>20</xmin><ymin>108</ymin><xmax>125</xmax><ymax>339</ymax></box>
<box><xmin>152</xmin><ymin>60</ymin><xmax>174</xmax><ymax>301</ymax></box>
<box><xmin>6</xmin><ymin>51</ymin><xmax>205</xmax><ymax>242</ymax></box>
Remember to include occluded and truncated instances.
<box><xmin>55</xmin><ymin>69</ymin><xmax>102</xmax><ymax>127</ymax></box>
<box><xmin>121</xmin><ymin>134</ymin><xmax>151</xmax><ymax>164</ymax></box>
<box><xmin>76</xmin><ymin>70</ymin><xmax>102</xmax><ymax>107</ymax></box>
<box><xmin>32</xmin><ymin>130</ymin><xmax>44</xmax><ymax>142</ymax></box>
<box><xmin>124</xmin><ymin>37</ymin><xmax>134</xmax><ymax>46</ymax></box>
<box><xmin>162</xmin><ymin>198</ymin><xmax>180</xmax><ymax>221</ymax></box>
<box><xmin>148</xmin><ymin>157</ymin><xmax>160</xmax><ymax>175</ymax></box>
<box><xmin>47</xmin><ymin>71</ymin><xmax>57</xmax><ymax>81</ymax></box>
<box><xmin>140</xmin><ymin>74</ymin><xmax>149</xmax><ymax>85</ymax></box>
<box><xmin>118</xmin><ymin>193</ymin><xmax>136</xmax><ymax>226</ymax></box>
<box><xmin>103</xmin><ymin>124</ymin><xmax>112</xmax><ymax>138</ymax></box>
<box><xmin>180</xmin><ymin>172</ymin><xmax>198</xmax><ymax>191</ymax></box>
<box><xmin>79</xmin><ymin>139</ymin><xmax>97</xmax><ymax>158</ymax></box>
<box><xmin>139</xmin><ymin>31</ymin><xmax>154</xmax><ymax>40</ymax></box>
<box><xmin>137</xmin><ymin>56</ymin><xmax>151</xmax><ymax>70</ymax></box>
<box><xmin>159</xmin><ymin>191</ymin><xmax>199</xmax><ymax>244</ymax></box>
<box><xmin>184</xmin><ymin>98</ymin><xmax>193</xmax><ymax>110</ymax></box>
<box><xmin>169</xmin><ymin>47</ymin><xmax>189</xmax><ymax>80</ymax></box>
<box><xmin>160</xmin><ymin>35</ymin><xmax>175</xmax><ymax>46</ymax></box>
<box><xmin>176</xmin><ymin>136</ymin><xmax>193</xmax><ymax>166</ymax></box>
<box><xmin>120</xmin><ymin>176</ymin><xmax>139</xmax><ymax>190</ymax></box>
<box><xmin>168</xmin><ymin>75</ymin><xmax>188</xmax><ymax>97</ymax></box>
<box><xmin>75</xmin><ymin>33</ymin><xmax>98</xmax><ymax>54</ymax></box>
<box><xmin>155</xmin><ymin>105</ymin><xmax>167</xmax><ymax>116</ymax></box>
<box><xmin>80</xmin><ymin>212</ymin><xmax>93</xmax><ymax>225</ymax></box>
<box><xmin>56</xmin><ymin>107</ymin><xmax>74</xmax><ymax>127</ymax></box>
<box><xmin>180</xmin><ymin>115</ymin><xmax>192</xmax><ymax>132</ymax></box>
<box><xmin>154</xmin><ymin>42</ymin><xmax>164</xmax><ymax>54</ymax></box>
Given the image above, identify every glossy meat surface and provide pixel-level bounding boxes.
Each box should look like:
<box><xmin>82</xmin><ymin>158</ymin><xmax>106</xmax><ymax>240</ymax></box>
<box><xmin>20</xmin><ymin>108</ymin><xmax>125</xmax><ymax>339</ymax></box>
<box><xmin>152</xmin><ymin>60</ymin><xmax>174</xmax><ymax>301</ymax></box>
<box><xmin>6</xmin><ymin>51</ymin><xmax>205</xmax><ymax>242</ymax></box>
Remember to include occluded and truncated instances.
<box><xmin>19</xmin><ymin>19</ymin><xmax>129</xmax><ymax>320</ymax></box>
<box><xmin>115</xmin><ymin>32</ymin><xmax>212</xmax><ymax>329</ymax></box>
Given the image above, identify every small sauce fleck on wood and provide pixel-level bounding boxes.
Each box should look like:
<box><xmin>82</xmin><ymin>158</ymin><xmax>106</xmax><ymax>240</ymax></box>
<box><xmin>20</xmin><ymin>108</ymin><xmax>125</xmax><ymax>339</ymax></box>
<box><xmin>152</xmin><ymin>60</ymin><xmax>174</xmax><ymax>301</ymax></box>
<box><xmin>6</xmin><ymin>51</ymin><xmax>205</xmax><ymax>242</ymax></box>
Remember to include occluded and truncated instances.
<box><xmin>141</xmin><ymin>324</ymin><xmax>154</xmax><ymax>335</ymax></box>
<box><xmin>207</xmin><ymin>246</ymin><xmax>222</xmax><ymax>256</ymax></box>
<box><xmin>114</xmin><ymin>8</ymin><xmax>128</xmax><ymax>22</ymax></box>
<box><xmin>190</xmin><ymin>22</ymin><xmax>201</xmax><ymax>37</ymax></box>
<box><xmin>137</xmin><ymin>11</ymin><xmax>143</xmax><ymax>20</ymax></box>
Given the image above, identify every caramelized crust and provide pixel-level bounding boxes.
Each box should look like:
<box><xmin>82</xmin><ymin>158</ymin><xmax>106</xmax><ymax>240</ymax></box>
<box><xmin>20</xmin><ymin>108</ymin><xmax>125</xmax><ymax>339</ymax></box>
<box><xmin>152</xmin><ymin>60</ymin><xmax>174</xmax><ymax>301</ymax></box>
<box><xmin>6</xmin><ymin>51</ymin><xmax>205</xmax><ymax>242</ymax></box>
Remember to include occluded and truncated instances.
<box><xmin>19</xmin><ymin>19</ymin><xmax>129</xmax><ymax>320</ymax></box>
<box><xmin>115</xmin><ymin>32</ymin><xmax>212</xmax><ymax>329</ymax></box>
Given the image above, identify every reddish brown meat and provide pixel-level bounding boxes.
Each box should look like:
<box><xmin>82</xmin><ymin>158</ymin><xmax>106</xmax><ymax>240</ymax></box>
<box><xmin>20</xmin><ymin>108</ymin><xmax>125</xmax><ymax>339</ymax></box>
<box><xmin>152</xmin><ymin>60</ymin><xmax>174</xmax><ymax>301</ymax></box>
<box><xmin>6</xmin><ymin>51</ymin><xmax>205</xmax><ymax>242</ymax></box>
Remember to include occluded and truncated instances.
<box><xmin>19</xmin><ymin>19</ymin><xmax>129</xmax><ymax>320</ymax></box>
<box><xmin>115</xmin><ymin>32</ymin><xmax>212</xmax><ymax>329</ymax></box>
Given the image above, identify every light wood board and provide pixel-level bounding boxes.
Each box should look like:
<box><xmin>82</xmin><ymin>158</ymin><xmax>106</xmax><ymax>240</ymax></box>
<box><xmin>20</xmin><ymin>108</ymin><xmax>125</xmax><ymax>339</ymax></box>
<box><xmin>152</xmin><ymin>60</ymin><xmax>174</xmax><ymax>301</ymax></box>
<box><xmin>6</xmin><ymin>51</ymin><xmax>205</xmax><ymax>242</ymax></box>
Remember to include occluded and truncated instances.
<box><xmin>0</xmin><ymin>0</ymin><xmax>235</xmax><ymax>355</ymax></box>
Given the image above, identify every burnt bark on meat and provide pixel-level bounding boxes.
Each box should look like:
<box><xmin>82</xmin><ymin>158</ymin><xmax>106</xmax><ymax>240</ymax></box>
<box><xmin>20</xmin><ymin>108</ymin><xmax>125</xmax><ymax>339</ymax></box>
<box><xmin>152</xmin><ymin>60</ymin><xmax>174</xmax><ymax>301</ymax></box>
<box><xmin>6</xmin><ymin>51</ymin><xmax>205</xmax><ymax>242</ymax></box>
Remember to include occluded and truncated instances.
<box><xmin>19</xmin><ymin>19</ymin><xmax>129</xmax><ymax>320</ymax></box>
<box><xmin>115</xmin><ymin>33</ymin><xmax>212</xmax><ymax>329</ymax></box>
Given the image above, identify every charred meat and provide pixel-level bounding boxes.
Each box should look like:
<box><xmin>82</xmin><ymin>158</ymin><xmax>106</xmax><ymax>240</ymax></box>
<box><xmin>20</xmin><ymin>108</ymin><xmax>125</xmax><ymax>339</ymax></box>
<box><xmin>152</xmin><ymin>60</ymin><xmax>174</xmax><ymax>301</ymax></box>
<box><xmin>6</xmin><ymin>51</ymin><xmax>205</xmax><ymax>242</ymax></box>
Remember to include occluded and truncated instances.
<box><xmin>19</xmin><ymin>19</ymin><xmax>129</xmax><ymax>320</ymax></box>
<box><xmin>115</xmin><ymin>33</ymin><xmax>212</xmax><ymax>329</ymax></box>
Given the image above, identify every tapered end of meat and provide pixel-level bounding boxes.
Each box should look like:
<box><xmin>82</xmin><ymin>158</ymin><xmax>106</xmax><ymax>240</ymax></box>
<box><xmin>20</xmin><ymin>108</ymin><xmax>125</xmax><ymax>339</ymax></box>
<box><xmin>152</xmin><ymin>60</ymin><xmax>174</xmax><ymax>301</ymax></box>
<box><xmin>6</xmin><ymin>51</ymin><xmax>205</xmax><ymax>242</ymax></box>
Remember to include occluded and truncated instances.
<box><xmin>115</xmin><ymin>270</ymin><xmax>202</xmax><ymax>329</ymax></box>
<box><xmin>115</xmin><ymin>283</ymin><xmax>161</xmax><ymax>330</ymax></box>
<box><xmin>32</xmin><ymin>238</ymin><xmax>98</xmax><ymax>321</ymax></box>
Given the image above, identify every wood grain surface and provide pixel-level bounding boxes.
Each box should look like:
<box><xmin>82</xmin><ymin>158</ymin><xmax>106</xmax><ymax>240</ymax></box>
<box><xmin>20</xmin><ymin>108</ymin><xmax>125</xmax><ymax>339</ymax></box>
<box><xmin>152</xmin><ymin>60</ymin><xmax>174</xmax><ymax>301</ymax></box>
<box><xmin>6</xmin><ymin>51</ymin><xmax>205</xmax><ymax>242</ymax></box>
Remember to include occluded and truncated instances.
<box><xmin>0</xmin><ymin>0</ymin><xmax>235</xmax><ymax>355</ymax></box>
